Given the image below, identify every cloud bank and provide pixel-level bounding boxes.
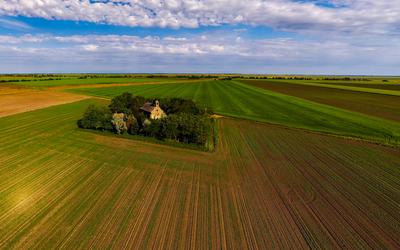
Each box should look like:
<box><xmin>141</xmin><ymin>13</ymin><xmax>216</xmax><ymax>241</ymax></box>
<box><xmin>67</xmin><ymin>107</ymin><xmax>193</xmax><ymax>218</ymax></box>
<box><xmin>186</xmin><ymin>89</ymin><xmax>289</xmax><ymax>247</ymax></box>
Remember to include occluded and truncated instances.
<box><xmin>0</xmin><ymin>1</ymin><xmax>399</xmax><ymax>74</ymax></box>
<box><xmin>1</xmin><ymin>34</ymin><xmax>399</xmax><ymax>74</ymax></box>
<box><xmin>0</xmin><ymin>0</ymin><xmax>399</xmax><ymax>34</ymax></box>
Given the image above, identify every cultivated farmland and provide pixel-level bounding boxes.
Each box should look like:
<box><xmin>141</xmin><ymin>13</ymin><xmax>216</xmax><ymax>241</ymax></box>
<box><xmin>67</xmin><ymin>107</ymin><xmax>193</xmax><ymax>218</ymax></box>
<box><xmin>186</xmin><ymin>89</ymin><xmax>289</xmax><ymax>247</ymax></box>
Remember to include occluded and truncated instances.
<box><xmin>2</xmin><ymin>76</ymin><xmax>185</xmax><ymax>88</ymax></box>
<box><xmin>0</xmin><ymin>99</ymin><xmax>399</xmax><ymax>249</ymax></box>
<box><xmin>69</xmin><ymin>80</ymin><xmax>400</xmax><ymax>146</ymax></box>
<box><xmin>0</xmin><ymin>86</ymin><xmax>88</xmax><ymax>117</ymax></box>
<box><xmin>240</xmin><ymin>79</ymin><xmax>400</xmax><ymax>122</ymax></box>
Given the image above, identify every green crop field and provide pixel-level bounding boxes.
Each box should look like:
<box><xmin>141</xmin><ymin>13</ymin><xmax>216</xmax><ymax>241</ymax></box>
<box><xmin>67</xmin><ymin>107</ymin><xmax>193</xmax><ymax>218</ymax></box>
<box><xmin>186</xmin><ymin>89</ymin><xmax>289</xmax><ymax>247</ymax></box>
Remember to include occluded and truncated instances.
<box><xmin>1</xmin><ymin>77</ymin><xmax>184</xmax><ymax>88</ymax></box>
<box><xmin>69</xmin><ymin>80</ymin><xmax>400</xmax><ymax>146</ymax></box>
<box><xmin>0</xmin><ymin>99</ymin><xmax>399</xmax><ymax>248</ymax></box>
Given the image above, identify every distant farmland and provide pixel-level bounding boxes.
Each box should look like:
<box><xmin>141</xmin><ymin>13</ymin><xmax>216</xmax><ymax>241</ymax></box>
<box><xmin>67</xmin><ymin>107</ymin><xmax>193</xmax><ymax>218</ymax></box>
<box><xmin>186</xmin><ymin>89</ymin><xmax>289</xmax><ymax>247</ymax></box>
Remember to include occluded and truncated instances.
<box><xmin>1</xmin><ymin>76</ymin><xmax>184</xmax><ymax>88</ymax></box>
<box><xmin>0</xmin><ymin>99</ymin><xmax>399</xmax><ymax>248</ymax></box>
<box><xmin>240</xmin><ymin>79</ymin><xmax>400</xmax><ymax>122</ymax></box>
<box><xmin>69</xmin><ymin>80</ymin><xmax>400</xmax><ymax>146</ymax></box>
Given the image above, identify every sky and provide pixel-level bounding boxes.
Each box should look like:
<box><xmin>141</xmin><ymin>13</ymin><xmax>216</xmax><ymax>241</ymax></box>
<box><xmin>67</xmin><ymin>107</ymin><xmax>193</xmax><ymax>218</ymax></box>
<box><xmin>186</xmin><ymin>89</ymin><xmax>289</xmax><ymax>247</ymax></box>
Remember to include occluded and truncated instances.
<box><xmin>0</xmin><ymin>0</ymin><xmax>399</xmax><ymax>75</ymax></box>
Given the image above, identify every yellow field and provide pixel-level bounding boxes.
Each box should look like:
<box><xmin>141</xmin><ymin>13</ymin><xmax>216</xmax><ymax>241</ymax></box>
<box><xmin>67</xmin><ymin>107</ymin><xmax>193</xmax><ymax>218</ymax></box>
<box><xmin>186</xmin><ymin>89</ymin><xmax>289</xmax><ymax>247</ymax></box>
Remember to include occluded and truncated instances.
<box><xmin>0</xmin><ymin>86</ymin><xmax>87</xmax><ymax>118</ymax></box>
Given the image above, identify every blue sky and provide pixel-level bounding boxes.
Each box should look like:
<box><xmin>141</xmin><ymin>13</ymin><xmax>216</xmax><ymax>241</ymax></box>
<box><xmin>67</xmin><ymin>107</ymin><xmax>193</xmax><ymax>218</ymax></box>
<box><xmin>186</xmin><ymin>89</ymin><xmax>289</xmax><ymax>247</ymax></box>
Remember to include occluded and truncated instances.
<box><xmin>0</xmin><ymin>0</ymin><xmax>399</xmax><ymax>74</ymax></box>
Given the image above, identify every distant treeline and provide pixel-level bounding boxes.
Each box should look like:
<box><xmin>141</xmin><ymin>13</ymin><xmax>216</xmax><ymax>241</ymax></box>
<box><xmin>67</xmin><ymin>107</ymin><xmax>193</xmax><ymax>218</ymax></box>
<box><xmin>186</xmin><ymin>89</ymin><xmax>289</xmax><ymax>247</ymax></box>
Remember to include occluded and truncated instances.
<box><xmin>78</xmin><ymin>93</ymin><xmax>216</xmax><ymax>151</ymax></box>
<box><xmin>0</xmin><ymin>74</ymin><xmax>70</xmax><ymax>77</ymax></box>
<box><xmin>77</xmin><ymin>74</ymin><xmax>175</xmax><ymax>79</ymax></box>
<box><xmin>0</xmin><ymin>78</ymin><xmax>66</xmax><ymax>83</ymax></box>
<box><xmin>177</xmin><ymin>75</ymin><xmax>216</xmax><ymax>79</ymax></box>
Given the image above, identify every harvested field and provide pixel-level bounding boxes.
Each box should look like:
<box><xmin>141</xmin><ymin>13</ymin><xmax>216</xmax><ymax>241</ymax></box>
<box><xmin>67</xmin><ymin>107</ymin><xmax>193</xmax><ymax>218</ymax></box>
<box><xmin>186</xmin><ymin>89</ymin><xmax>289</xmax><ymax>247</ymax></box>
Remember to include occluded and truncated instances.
<box><xmin>0</xmin><ymin>100</ymin><xmax>399</xmax><ymax>248</ymax></box>
<box><xmin>240</xmin><ymin>79</ymin><xmax>400</xmax><ymax>123</ymax></box>
<box><xmin>0</xmin><ymin>86</ymin><xmax>87</xmax><ymax>117</ymax></box>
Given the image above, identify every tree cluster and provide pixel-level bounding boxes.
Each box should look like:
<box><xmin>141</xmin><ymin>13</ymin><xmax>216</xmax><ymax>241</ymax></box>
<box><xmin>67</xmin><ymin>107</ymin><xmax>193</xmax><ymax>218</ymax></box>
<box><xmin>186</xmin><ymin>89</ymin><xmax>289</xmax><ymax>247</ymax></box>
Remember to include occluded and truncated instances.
<box><xmin>77</xmin><ymin>92</ymin><xmax>215</xmax><ymax>149</ymax></box>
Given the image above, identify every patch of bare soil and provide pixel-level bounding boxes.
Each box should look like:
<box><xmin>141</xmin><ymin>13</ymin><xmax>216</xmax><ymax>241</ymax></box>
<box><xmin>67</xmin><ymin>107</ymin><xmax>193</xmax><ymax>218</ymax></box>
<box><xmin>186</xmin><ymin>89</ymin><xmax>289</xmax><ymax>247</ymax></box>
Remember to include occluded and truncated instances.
<box><xmin>0</xmin><ymin>86</ymin><xmax>88</xmax><ymax>117</ymax></box>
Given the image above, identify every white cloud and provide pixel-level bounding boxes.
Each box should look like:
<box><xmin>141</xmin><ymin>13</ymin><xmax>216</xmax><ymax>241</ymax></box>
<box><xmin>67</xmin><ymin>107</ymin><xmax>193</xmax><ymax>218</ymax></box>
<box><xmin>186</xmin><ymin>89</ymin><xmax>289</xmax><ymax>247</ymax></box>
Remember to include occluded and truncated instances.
<box><xmin>82</xmin><ymin>44</ymin><xmax>99</xmax><ymax>51</ymax></box>
<box><xmin>0</xmin><ymin>33</ymin><xmax>398</xmax><ymax>74</ymax></box>
<box><xmin>0</xmin><ymin>0</ymin><xmax>399</xmax><ymax>35</ymax></box>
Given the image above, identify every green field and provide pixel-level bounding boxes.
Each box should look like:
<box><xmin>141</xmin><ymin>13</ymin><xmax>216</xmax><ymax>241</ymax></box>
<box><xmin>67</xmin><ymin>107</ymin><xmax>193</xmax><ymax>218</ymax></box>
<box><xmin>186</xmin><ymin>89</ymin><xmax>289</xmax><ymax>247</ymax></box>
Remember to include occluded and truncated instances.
<box><xmin>1</xmin><ymin>74</ymin><xmax>399</xmax><ymax>248</ymax></box>
<box><xmin>1</xmin><ymin>77</ymin><xmax>183</xmax><ymax>88</ymax></box>
<box><xmin>69</xmin><ymin>80</ymin><xmax>400</xmax><ymax>146</ymax></box>
<box><xmin>0</xmin><ymin>99</ymin><xmax>398</xmax><ymax>248</ymax></box>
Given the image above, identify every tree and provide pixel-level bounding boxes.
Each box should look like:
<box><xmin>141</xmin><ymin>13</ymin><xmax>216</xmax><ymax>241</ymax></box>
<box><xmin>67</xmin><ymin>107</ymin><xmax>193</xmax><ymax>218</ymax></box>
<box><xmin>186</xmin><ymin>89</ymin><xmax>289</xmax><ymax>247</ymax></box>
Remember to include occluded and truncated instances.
<box><xmin>109</xmin><ymin>92</ymin><xmax>133</xmax><ymax>114</ymax></box>
<box><xmin>129</xmin><ymin>95</ymin><xmax>146</xmax><ymax>117</ymax></box>
<box><xmin>111</xmin><ymin>113</ymin><xmax>127</xmax><ymax>134</ymax></box>
<box><xmin>126</xmin><ymin>114</ymin><xmax>139</xmax><ymax>134</ymax></box>
<box><xmin>77</xmin><ymin>104</ymin><xmax>112</xmax><ymax>131</ymax></box>
<box><xmin>163</xmin><ymin>114</ymin><xmax>179</xmax><ymax>140</ymax></box>
<box><xmin>160</xmin><ymin>97</ymin><xmax>202</xmax><ymax>115</ymax></box>
<box><xmin>78</xmin><ymin>95</ymin><xmax>214</xmax><ymax>148</ymax></box>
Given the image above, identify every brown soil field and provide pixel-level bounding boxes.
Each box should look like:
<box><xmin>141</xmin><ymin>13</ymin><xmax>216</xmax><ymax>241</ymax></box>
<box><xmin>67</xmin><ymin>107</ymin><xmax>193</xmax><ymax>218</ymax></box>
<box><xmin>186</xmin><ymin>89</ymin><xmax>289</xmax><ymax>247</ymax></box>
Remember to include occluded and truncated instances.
<box><xmin>314</xmin><ymin>81</ymin><xmax>400</xmax><ymax>91</ymax></box>
<box><xmin>0</xmin><ymin>86</ymin><xmax>88</xmax><ymax>117</ymax></box>
<box><xmin>0</xmin><ymin>100</ymin><xmax>398</xmax><ymax>249</ymax></box>
<box><xmin>241</xmin><ymin>80</ymin><xmax>400</xmax><ymax>123</ymax></box>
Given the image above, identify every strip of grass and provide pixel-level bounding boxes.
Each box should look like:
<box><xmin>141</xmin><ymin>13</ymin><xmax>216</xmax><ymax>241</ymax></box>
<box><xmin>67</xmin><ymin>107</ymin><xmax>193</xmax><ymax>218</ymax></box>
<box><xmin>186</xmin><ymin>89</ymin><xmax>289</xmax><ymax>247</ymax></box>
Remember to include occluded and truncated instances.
<box><xmin>69</xmin><ymin>80</ymin><xmax>400</xmax><ymax>146</ymax></box>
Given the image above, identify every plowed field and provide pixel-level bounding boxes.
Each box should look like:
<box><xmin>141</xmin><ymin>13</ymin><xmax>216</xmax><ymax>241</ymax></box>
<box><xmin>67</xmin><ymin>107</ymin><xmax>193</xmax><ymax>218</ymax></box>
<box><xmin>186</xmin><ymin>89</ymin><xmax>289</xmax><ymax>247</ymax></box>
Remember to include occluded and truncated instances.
<box><xmin>240</xmin><ymin>79</ymin><xmax>400</xmax><ymax>122</ymax></box>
